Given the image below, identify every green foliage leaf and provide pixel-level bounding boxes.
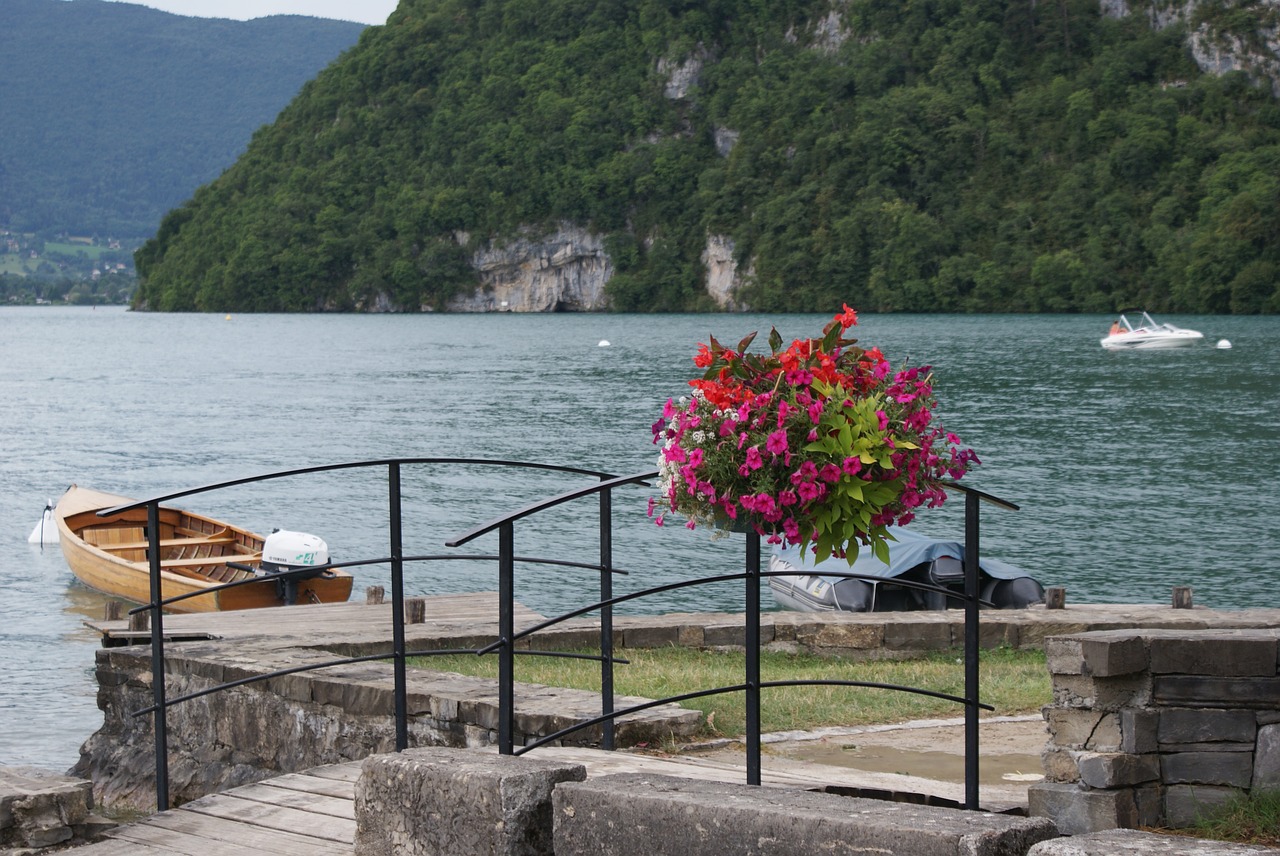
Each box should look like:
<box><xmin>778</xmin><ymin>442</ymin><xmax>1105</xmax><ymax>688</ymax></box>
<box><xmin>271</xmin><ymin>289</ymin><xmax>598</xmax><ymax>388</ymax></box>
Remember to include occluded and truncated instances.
<box><xmin>119</xmin><ymin>0</ymin><xmax>1280</xmax><ymax>314</ymax></box>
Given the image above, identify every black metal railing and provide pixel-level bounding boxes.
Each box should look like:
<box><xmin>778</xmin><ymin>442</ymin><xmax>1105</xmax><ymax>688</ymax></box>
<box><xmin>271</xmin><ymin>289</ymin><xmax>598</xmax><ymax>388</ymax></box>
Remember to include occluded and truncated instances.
<box><xmin>104</xmin><ymin>459</ymin><xmax>1015</xmax><ymax>814</ymax></box>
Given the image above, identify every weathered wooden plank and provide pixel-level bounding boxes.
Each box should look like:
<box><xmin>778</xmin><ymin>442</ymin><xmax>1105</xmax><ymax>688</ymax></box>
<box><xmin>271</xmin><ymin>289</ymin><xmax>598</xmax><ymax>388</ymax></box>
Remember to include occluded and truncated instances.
<box><xmin>177</xmin><ymin>793</ymin><xmax>356</xmax><ymax>844</ymax></box>
<box><xmin>216</xmin><ymin>781</ymin><xmax>355</xmax><ymax>818</ymax></box>
<box><xmin>117</xmin><ymin>810</ymin><xmax>351</xmax><ymax>855</ymax></box>
<box><xmin>257</xmin><ymin>769</ymin><xmax>358</xmax><ymax>799</ymax></box>
<box><xmin>303</xmin><ymin>761</ymin><xmax>364</xmax><ymax>784</ymax></box>
<box><xmin>111</xmin><ymin>823</ymin><xmax>268</xmax><ymax>856</ymax></box>
<box><xmin>63</xmin><ymin>838</ymin><xmax>178</xmax><ymax>856</ymax></box>
<box><xmin>85</xmin><ymin>592</ymin><xmax>546</xmax><ymax>643</ymax></box>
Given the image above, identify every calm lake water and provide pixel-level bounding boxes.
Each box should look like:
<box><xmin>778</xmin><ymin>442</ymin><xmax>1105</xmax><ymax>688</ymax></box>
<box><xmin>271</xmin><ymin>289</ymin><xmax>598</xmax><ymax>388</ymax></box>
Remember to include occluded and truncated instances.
<box><xmin>1</xmin><ymin>306</ymin><xmax>1276</xmax><ymax>772</ymax></box>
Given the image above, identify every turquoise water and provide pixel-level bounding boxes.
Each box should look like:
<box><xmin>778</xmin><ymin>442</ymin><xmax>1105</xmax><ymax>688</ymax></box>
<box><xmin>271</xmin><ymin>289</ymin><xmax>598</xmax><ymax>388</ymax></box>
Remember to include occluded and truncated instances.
<box><xmin>1</xmin><ymin>306</ymin><xmax>1275</xmax><ymax>770</ymax></box>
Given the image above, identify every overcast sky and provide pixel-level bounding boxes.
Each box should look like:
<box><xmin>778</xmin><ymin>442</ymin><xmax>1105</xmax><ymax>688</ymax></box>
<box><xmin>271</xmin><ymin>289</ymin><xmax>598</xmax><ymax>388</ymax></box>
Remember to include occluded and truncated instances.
<box><xmin>103</xmin><ymin>0</ymin><xmax>399</xmax><ymax>26</ymax></box>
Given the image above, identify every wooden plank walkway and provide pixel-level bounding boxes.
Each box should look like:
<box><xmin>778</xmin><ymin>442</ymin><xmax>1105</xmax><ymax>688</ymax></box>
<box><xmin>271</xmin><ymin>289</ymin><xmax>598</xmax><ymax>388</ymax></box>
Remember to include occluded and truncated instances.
<box><xmin>72</xmin><ymin>762</ymin><xmax>360</xmax><ymax>855</ymax></box>
<box><xmin>66</xmin><ymin>738</ymin><xmax>1037</xmax><ymax>854</ymax></box>
<box><xmin>83</xmin><ymin>592</ymin><xmax>545</xmax><ymax>645</ymax></box>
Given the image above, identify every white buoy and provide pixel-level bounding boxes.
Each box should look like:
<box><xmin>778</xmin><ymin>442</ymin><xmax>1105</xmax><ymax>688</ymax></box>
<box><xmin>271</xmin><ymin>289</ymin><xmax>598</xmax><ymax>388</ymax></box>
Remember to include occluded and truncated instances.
<box><xmin>1216</xmin><ymin>339</ymin><xmax>1232</xmax><ymax>349</ymax></box>
<box><xmin>27</xmin><ymin>499</ymin><xmax>58</xmax><ymax>545</ymax></box>
<box><xmin>598</xmin><ymin>340</ymin><xmax>611</xmax><ymax>347</ymax></box>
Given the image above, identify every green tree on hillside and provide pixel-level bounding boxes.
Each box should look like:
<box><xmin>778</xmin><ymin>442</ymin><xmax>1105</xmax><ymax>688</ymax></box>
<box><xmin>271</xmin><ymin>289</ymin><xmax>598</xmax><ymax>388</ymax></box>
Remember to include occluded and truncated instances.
<box><xmin>134</xmin><ymin>0</ymin><xmax>1280</xmax><ymax>313</ymax></box>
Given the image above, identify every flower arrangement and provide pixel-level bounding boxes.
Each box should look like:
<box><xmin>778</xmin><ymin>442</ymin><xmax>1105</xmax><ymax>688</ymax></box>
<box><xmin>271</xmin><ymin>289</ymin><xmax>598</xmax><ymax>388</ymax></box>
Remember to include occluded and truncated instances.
<box><xmin>650</xmin><ymin>306</ymin><xmax>979</xmax><ymax>564</ymax></box>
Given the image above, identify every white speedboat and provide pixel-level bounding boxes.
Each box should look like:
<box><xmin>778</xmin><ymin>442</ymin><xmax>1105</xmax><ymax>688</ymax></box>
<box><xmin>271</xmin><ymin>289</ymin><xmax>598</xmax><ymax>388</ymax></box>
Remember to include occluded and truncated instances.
<box><xmin>1100</xmin><ymin>311</ymin><xmax>1204</xmax><ymax>350</ymax></box>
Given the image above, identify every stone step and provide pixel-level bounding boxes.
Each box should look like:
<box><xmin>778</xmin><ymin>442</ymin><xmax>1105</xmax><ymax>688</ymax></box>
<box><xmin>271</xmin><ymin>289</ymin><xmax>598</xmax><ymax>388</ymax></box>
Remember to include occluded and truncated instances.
<box><xmin>0</xmin><ymin>765</ymin><xmax>100</xmax><ymax>850</ymax></box>
<box><xmin>1027</xmin><ymin>828</ymin><xmax>1277</xmax><ymax>855</ymax></box>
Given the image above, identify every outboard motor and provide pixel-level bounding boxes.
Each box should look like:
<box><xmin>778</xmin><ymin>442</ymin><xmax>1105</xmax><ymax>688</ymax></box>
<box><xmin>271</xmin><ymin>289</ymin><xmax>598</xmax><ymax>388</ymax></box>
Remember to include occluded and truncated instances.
<box><xmin>259</xmin><ymin>529</ymin><xmax>331</xmax><ymax>605</ymax></box>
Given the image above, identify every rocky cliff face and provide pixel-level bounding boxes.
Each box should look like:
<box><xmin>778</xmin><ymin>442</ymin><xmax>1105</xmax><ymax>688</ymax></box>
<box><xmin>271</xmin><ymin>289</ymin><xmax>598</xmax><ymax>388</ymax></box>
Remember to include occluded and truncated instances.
<box><xmin>1103</xmin><ymin>0</ymin><xmax>1280</xmax><ymax>96</ymax></box>
<box><xmin>447</xmin><ymin>223</ymin><xmax>612</xmax><ymax>312</ymax></box>
<box><xmin>702</xmin><ymin>235</ymin><xmax>752</xmax><ymax>311</ymax></box>
<box><xmin>442</xmin><ymin>0</ymin><xmax>1279</xmax><ymax>314</ymax></box>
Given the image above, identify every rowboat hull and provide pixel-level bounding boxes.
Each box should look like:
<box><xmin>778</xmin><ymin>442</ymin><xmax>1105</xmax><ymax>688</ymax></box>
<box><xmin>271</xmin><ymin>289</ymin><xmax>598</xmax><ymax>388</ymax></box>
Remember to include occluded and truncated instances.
<box><xmin>54</xmin><ymin>485</ymin><xmax>353</xmax><ymax>613</ymax></box>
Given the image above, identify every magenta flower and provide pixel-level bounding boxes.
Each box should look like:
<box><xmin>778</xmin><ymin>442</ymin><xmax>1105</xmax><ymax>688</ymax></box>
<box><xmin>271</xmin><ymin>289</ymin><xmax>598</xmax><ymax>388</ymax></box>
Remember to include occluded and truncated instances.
<box><xmin>790</xmin><ymin>461</ymin><xmax>818</xmax><ymax>485</ymax></box>
<box><xmin>766</xmin><ymin>430</ymin><xmax>789</xmax><ymax>456</ymax></box>
<box><xmin>651</xmin><ymin>309</ymin><xmax>978</xmax><ymax>564</ymax></box>
<box><xmin>796</xmin><ymin>481</ymin><xmax>826</xmax><ymax>502</ymax></box>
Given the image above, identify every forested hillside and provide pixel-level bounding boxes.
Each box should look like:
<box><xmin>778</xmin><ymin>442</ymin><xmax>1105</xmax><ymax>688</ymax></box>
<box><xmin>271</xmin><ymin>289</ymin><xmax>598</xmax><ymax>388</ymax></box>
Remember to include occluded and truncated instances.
<box><xmin>135</xmin><ymin>0</ymin><xmax>1280</xmax><ymax>313</ymax></box>
<box><xmin>0</xmin><ymin>0</ymin><xmax>364</xmax><ymax>240</ymax></box>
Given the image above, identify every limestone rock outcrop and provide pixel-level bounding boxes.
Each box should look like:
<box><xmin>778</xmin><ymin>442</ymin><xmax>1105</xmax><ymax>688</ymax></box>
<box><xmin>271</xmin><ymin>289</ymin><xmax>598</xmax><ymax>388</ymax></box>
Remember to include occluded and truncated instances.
<box><xmin>447</xmin><ymin>223</ymin><xmax>612</xmax><ymax>312</ymax></box>
<box><xmin>1104</xmin><ymin>0</ymin><xmax>1280</xmax><ymax>96</ymax></box>
<box><xmin>702</xmin><ymin>235</ymin><xmax>751</xmax><ymax>311</ymax></box>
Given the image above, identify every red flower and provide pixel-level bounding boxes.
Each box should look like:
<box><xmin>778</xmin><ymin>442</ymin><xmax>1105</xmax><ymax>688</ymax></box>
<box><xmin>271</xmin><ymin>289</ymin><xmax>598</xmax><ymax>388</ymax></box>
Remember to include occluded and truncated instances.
<box><xmin>836</xmin><ymin>304</ymin><xmax>859</xmax><ymax>330</ymax></box>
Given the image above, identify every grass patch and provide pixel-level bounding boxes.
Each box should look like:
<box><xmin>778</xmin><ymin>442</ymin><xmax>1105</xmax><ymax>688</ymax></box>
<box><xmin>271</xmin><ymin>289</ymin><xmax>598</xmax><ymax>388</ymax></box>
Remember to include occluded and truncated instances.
<box><xmin>1185</xmin><ymin>789</ymin><xmax>1280</xmax><ymax>847</ymax></box>
<box><xmin>1</xmin><ymin>253</ymin><xmax>34</xmax><ymax>275</ymax></box>
<box><xmin>409</xmin><ymin>646</ymin><xmax>1050</xmax><ymax>739</ymax></box>
<box><xmin>43</xmin><ymin>241</ymin><xmax>110</xmax><ymax>258</ymax></box>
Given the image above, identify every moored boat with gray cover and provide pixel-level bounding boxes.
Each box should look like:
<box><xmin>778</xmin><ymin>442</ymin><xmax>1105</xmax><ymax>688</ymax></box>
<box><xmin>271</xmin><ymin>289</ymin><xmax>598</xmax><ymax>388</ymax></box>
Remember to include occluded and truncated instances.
<box><xmin>769</xmin><ymin>528</ymin><xmax>1044</xmax><ymax>613</ymax></box>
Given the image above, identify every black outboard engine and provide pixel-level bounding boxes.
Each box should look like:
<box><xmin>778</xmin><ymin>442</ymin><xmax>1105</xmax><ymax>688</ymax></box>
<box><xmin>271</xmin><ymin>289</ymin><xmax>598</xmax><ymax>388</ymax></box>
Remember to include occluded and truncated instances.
<box><xmin>259</xmin><ymin>529</ymin><xmax>331</xmax><ymax>605</ymax></box>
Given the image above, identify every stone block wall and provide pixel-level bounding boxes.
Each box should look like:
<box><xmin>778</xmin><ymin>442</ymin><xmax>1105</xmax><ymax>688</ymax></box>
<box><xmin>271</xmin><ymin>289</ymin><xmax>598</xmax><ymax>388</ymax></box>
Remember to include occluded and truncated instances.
<box><xmin>354</xmin><ymin>749</ymin><xmax>1059</xmax><ymax>856</ymax></box>
<box><xmin>1028</xmin><ymin>629</ymin><xmax>1280</xmax><ymax>835</ymax></box>
<box><xmin>0</xmin><ymin>766</ymin><xmax>97</xmax><ymax>850</ymax></box>
<box><xmin>74</xmin><ymin>641</ymin><xmax>699</xmax><ymax>812</ymax></box>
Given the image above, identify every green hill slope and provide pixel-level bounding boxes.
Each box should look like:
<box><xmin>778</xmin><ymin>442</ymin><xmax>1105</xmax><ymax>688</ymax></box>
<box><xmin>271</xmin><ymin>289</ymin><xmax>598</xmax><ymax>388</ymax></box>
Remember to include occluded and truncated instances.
<box><xmin>0</xmin><ymin>0</ymin><xmax>364</xmax><ymax>240</ymax></box>
<box><xmin>134</xmin><ymin>0</ymin><xmax>1280</xmax><ymax>313</ymax></box>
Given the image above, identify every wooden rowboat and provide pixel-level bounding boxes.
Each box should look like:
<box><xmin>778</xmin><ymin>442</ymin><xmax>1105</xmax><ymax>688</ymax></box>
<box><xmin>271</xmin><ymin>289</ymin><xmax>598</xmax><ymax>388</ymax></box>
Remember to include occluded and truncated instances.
<box><xmin>54</xmin><ymin>484</ymin><xmax>353</xmax><ymax>613</ymax></box>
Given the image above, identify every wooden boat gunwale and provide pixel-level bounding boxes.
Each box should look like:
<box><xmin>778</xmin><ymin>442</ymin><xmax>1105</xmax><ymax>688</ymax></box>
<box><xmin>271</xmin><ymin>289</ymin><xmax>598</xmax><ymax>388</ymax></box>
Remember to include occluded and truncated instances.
<box><xmin>54</xmin><ymin>484</ymin><xmax>353</xmax><ymax>613</ymax></box>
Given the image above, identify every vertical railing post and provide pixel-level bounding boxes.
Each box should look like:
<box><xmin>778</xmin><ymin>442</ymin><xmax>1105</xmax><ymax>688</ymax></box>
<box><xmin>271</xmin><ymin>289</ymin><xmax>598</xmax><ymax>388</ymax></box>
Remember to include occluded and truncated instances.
<box><xmin>598</xmin><ymin>485</ymin><xmax>615</xmax><ymax>751</ymax></box>
<box><xmin>145</xmin><ymin>501</ymin><xmax>169</xmax><ymax>812</ymax></box>
<box><xmin>745</xmin><ymin>528</ymin><xmax>762</xmax><ymax>786</ymax></box>
<box><xmin>963</xmin><ymin>489</ymin><xmax>981</xmax><ymax>810</ymax></box>
<box><xmin>388</xmin><ymin>463</ymin><xmax>408</xmax><ymax>751</ymax></box>
<box><xmin>498</xmin><ymin>521</ymin><xmax>515</xmax><ymax>754</ymax></box>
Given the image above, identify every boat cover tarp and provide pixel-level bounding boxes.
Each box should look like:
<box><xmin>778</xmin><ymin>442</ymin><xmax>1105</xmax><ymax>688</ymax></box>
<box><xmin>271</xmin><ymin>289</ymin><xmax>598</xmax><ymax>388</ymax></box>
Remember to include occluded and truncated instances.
<box><xmin>771</xmin><ymin>527</ymin><xmax>1031</xmax><ymax>581</ymax></box>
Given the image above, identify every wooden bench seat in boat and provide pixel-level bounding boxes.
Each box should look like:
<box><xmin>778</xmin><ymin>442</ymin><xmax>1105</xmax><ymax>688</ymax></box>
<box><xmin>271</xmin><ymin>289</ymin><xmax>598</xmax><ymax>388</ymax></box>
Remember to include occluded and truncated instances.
<box><xmin>98</xmin><ymin>534</ymin><xmax>237</xmax><ymax>552</ymax></box>
<box><xmin>159</xmin><ymin>554</ymin><xmax>261</xmax><ymax>569</ymax></box>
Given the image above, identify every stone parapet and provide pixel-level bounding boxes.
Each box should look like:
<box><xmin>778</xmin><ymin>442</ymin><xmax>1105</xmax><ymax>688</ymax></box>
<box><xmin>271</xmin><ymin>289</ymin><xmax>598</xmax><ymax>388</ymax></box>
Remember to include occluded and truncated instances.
<box><xmin>0</xmin><ymin>766</ymin><xmax>97</xmax><ymax>850</ymax></box>
<box><xmin>294</xmin><ymin>602</ymin><xmax>1280</xmax><ymax>664</ymax></box>
<box><xmin>1027</xmin><ymin>827</ymin><xmax>1278</xmax><ymax>855</ymax></box>
<box><xmin>74</xmin><ymin>642</ymin><xmax>698</xmax><ymax>812</ymax></box>
<box><xmin>1029</xmin><ymin>628</ymin><xmax>1280</xmax><ymax>835</ymax></box>
<box><xmin>355</xmin><ymin>749</ymin><xmax>585</xmax><ymax>856</ymax></box>
<box><xmin>552</xmin><ymin>773</ymin><xmax>1058</xmax><ymax>856</ymax></box>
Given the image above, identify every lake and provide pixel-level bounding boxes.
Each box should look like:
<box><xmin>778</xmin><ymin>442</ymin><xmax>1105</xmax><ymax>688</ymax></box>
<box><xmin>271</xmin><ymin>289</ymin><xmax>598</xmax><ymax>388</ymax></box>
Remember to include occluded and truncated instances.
<box><xmin>1</xmin><ymin>306</ymin><xmax>1275</xmax><ymax>772</ymax></box>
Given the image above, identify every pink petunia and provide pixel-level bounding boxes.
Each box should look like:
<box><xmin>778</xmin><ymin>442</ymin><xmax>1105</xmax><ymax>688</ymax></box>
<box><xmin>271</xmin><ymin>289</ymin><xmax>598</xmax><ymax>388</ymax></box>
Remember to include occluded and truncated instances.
<box><xmin>766</xmin><ymin>430</ymin><xmax>789</xmax><ymax>456</ymax></box>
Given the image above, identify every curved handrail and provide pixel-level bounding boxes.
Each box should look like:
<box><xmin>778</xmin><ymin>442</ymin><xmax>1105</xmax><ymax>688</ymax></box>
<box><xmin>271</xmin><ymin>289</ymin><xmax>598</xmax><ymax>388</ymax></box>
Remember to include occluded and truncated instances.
<box><xmin>445</xmin><ymin>469</ymin><xmax>656</xmax><ymax>547</ymax></box>
<box><xmin>121</xmin><ymin>456</ymin><xmax>1015</xmax><ymax>815</ymax></box>
<box><xmin>942</xmin><ymin>479</ymin><xmax>1020</xmax><ymax>512</ymax></box>
<box><xmin>474</xmin><ymin>568</ymin><xmax>996</xmax><ymax>654</ymax></box>
<box><xmin>98</xmin><ymin>457</ymin><xmax>620</xmax><ymax>517</ymax></box>
<box><xmin>516</xmin><ymin>680</ymin><xmax>996</xmax><ymax>756</ymax></box>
